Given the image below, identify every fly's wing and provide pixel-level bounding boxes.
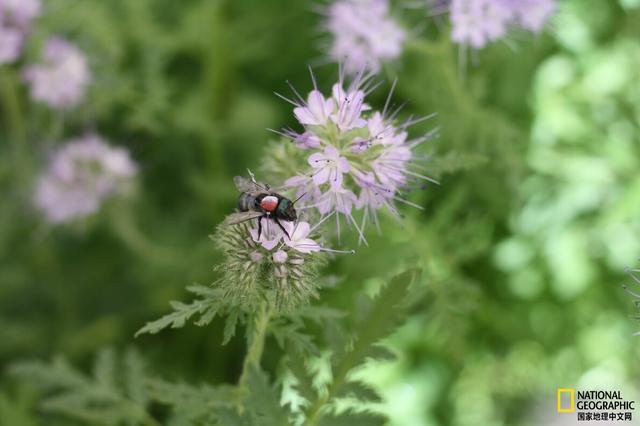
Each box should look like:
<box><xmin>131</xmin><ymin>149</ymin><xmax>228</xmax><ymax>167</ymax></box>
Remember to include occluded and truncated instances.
<box><xmin>233</xmin><ymin>176</ymin><xmax>270</xmax><ymax>195</ymax></box>
<box><xmin>224</xmin><ymin>211</ymin><xmax>263</xmax><ymax>225</ymax></box>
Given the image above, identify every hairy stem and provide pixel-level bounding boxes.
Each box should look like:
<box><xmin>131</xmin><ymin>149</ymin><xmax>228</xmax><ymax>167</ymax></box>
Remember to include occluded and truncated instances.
<box><xmin>238</xmin><ymin>301</ymin><xmax>271</xmax><ymax>389</ymax></box>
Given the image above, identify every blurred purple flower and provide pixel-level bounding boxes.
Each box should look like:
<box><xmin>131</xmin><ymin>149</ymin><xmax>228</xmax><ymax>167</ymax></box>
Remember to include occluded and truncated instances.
<box><xmin>325</xmin><ymin>0</ymin><xmax>406</xmax><ymax>75</ymax></box>
<box><xmin>448</xmin><ymin>0</ymin><xmax>555</xmax><ymax>49</ymax></box>
<box><xmin>449</xmin><ymin>0</ymin><xmax>512</xmax><ymax>49</ymax></box>
<box><xmin>24</xmin><ymin>37</ymin><xmax>91</xmax><ymax>109</ymax></box>
<box><xmin>280</xmin><ymin>70</ymin><xmax>437</xmax><ymax>243</ymax></box>
<box><xmin>0</xmin><ymin>0</ymin><xmax>41</xmax><ymax>64</ymax></box>
<box><xmin>506</xmin><ymin>0</ymin><xmax>555</xmax><ymax>33</ymax></box>
<box><xmin>34</xmin><ymin>134</ymin><xmax>137</xmax><ymax>224</ymax></box>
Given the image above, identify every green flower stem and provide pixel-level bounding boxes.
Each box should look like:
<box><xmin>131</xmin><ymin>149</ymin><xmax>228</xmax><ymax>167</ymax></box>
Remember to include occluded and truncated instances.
<box><xmin>0</xmin><ymin>68</ymin><xmax>31</xmax><ymax>185</ymax></box>
<box><xmin>238</xmin><ymin>301</ymin><xmax>271</xmax><ymax>389</ymax></box>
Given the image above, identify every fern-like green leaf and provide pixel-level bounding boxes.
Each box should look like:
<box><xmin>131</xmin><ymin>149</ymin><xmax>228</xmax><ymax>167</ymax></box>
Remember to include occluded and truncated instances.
<box><xmin>135</xmin><ymin>285</ymin><xmax>225</xmax><ymax>337</ymax></box>
<box><xmin>210</xmin><ymin>367</ymin><xmax>291</xmax><ymax>426</ymax></box>
<box><xmin>270</xmin><ymin>316</ymin><xmax>318</xmax><ymax>356</ymax></box>
<box><xmin>296</xmin><ymin>269</ymin><xmax>420</xmax><ymax>426</ymax></box>
<box><xmin>243</xmin><ymin>366</ymin><xmax>291</xmax><ymax>426</ymax></box>
<box><xmin>10</xmin><ymin>349</ymin><xmax>157</xmax><ymax>426</ymax></box>
<box><xmin>146</xmin><ymin>378</ymin><xmax>235</xmax><ymax>424</ymax></box>
<box><xmin>222</xmin><ymin>310</ymin><xmax>241</xmax><ymax>345</ymax></box>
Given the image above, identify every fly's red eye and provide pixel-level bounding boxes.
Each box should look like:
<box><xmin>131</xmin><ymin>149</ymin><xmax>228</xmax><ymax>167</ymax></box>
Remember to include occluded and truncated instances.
<box><xmin>260</xmin><ymin>196</ymin><xmax>278</xmax><ymax>212</ymax></box>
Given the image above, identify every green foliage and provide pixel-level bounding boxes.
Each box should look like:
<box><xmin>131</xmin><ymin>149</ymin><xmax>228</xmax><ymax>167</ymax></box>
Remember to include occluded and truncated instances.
<box><xmin>223</xmin><ymin>366</ymin><xmax>292</xmax><ymax>426</ymax></box>
<box><xmin>146</xmin><ymin>379</ymin><xmax>235</xmax><ymax>425</ymax></box>
<box><xmin>2</xmin><ymin>0</ymin><xmax>640</xmax><ymax>425</ymax></box>
<box><xmin>10</xmin><ymin>349</ymin><xmax>157</xmax><ymax>426</ymax></box>
<box><xmin>135</xmin><ymin>285</ymin><xmax>229</xmax><ymax>337</ymax></box>
<box><xmin>282</xmin><ymin>269</ymin><xmax>419</xmax><ymax>426</ymax></box>
<box><xmin>0</xmin><ymin>387</ymin><xmax>40</xmax><ymax>426</ymax></box>
<box><xmin>215</xmin><ymin>221</ymin><xmax>329</xmax><ymax>309</ymax></box>
<box><xmin>8</xmin><ymin>270</ymin><xmax>418</xmax><ymax>426</ymax></box>
<box><xmin>9</xmin><ymin>349</ymin><xmax>243</xmax><ymax>426</ymax></box>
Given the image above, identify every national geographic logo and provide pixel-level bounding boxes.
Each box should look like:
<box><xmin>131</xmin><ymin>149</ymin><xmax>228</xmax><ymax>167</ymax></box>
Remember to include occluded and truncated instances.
<box><xmin>557</xmin><ymin>388</ymin><xmax>635</xmax><ymax>422</ymax></box>
<box><xmin>558</xmin><ymin>388</ymin><xmax>575</xmax><ymax>413</ymax></box>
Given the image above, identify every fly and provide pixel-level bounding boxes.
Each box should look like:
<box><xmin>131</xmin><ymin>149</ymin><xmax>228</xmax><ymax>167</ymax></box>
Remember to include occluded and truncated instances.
<box><xmin>225</xmin><ymin>171</ymin><xmax>301</xmax><ymax>240</ymax></box>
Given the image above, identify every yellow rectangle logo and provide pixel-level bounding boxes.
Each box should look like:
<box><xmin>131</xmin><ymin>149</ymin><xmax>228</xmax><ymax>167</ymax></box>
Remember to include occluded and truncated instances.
<box><xmin>557</xmin><ymin>388</ymin><xmax>575</xmax><ymax>413</ymax></box>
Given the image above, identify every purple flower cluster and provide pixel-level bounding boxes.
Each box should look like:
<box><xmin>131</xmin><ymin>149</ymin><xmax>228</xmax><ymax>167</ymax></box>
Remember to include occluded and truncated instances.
<box><xmin>24</xmin><ymin>37</ymin><xmax>91</xmax><ymax>109</ymax></box>
<box><xmin>0</xmin><ymin>0</ymin><xmax>40</xmax><ymax>64</ymax></box>
<box><xmin>280</xmin><ymin>71</ymin><xmax>436</xmax><ymax>243</ymax></box>
<box><xmin>34</xmin><ymin>135</ymin><xmax>137</xmax><ymax>224</ymax></box>
<box><xmin>449</xmin><ymin>0</ymin><xmax>555</xmax><ymax>49</ymax></box>
<box><xmin>325</xmin><ymin>0</ymin><xmax>406</xmax><ymax>75</ymax></box>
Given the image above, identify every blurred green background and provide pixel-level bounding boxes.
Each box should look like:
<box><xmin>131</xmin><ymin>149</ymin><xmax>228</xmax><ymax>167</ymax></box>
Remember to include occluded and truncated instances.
<box><xmin>1</xmin><ymin>0</ymin><xmax>639</xmax><ymax>424</ymax></box>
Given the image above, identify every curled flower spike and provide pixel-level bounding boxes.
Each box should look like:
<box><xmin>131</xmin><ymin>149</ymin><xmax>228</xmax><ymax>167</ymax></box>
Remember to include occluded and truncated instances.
<box><xmin>324</xmin><ymin>0</ymin><xmax>406</xmax><ymax>75</ymax></box>
<box><xmin>215</xmin><ymin>213</ymin><xmax>353</xmax><ymax>309</ymax></box>
<box><xmin>215</xmin><ymin>218</ymin><xmax>321</xmax><ymax>309</ymax></box>
<box><xmin>0</xmin><ymin>0</ymin><xmax>40</xmax><ymax>64</ymax></box>
<box><xmin>23</xmin><ymin>36</ymin><xmax>91</xmax><ymax>109</ymax></box>
<box><xmin>33</xmin><ymin>134</ymin><xmax>137</xmax><ymax>224</ymax></box>
<box><xmin>277</xmin><ymin>69</ymin><xmax>438</xmax><ymax>244</ymax></box>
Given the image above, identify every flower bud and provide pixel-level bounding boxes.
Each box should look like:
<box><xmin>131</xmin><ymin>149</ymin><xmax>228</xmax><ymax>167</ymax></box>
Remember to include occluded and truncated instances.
<box><xmin>213</xmin><ymin>218</ymin><xmax>329</xmax><ymax>310</ymax></box>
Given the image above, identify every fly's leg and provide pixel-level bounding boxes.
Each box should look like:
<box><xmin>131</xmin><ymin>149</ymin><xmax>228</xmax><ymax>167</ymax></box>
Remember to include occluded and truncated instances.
<box><xmin>257</xmin><ymin>216</ymin><xmax>263</xmax><ymax>241</ymax></box>
<box><xmin>274</xmin><ymin>217</ymin><xmax>291</xmax><ymax>240</ymax></box>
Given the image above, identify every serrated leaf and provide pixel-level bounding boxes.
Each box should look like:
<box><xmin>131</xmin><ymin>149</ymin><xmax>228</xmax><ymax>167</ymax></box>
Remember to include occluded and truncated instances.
<box><xmin>285</xmin><ymin>353</ymin><xmax>316</xmax><ymax>404</ymax></box>
<box><xmin>195</xmin><ymin>305</ymin><xmax>219</xmax><ymax>326</ymax></box>
<box><xmin>10</xmin><ymin>351</ymin><xmax>157</xmax><ymax>426</ymax></box>
<box><xmin>243</xmin><ymin>366</ymin><xmax>291</xmax><ymax>426</ymax></box>
<box><xmin>270</xmin><ymin>317</ymin><xmax>318</xmax><ymax>356</ymax></box>
<box><xmin>301</xmin><ymin>269</ymin><xmax>419</xmax><ymax>426</ymax></box>
<box><xmin>135</xmin><ymin>286</ymin><xmax>225</xmax><ymax>337</ymax></box>
<box><xmin>147</xmin><ymin>378</ymin><xmax>235</xmax><ymax>423</ymax></box>
<box><xmin>134</xmin><ymin>301</ymin><xmax>197</xmax><ymax>336</ymax></box>
<box><xmin>337</xmin><ymin>269</ymin><xmax>419</xmax><ymax>369</ymax></box>
<box><xmin>223</xmin><ymin>310</ymin><xmax>240</xmax><ymax>345</ymax></box>
<box><xmin>10</xmin><ymin>358</ymin><xmax>88</xmax><ymax>390</ymax></box>
<box><xmin>335</xmin><ymin>382</ymin><xmax>382</xmax><ymax>403</ymax></box>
